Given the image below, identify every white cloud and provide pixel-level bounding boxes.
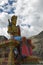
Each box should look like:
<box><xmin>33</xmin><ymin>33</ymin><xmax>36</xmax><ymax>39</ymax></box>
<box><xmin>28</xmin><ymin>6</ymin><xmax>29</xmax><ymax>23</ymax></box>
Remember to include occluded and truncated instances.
<box><xmin>16</xmin><ymin>0</ymin><xmax>43</xmax><ymax>38</ymax></box>
<box><xmin>0</xmin><ymin>0</ymin><xmax>43</xmax><ymax>39</ymax></box>
<box><xmin>0</xmin><ymin>0</ymin><xmax>8</xmax><ymax>5</ymax></box>
<box><xmin>0</xmin><ymin>12</ymin><xmax>11</xmax><ymax>38</ymax></box>
<box><xmin>0</xmin><ymin>12</ymin><xmax>11</xmax><ymax>27</ymax></box>
<box><xmin>0</xmin><ymin>27</ymin><xmax>10</xmax><ymax>39</ymax></box>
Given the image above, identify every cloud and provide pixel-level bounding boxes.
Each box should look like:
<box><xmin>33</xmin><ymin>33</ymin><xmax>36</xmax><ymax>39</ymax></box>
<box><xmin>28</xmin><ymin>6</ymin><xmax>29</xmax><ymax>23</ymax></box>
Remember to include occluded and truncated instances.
<box><xmin>16</xmin><ymin>0</ymin><xmax>43</xmax><ymax>38</ymax></box>
<box><xmin>0</xmin><ymin>12</ymin><xmax>11</xmax><ymax>38</ymax></box>
<box><xmin>0</xmin><ymin>0</ymin><xmax>16</xmax><ymax>14</ymax></box>
<box><xmin>0</xmin><ymin>12</ymin><xmax>11</xmax><ymax>27</ymax></box>
<box><xmin>0</xmin><ymin>27</ymin><xmax>10</xmax><ymax>39</ymax></box>
<box><xmin>0</xmin><ymin>0</ymin><xmax>43</xmax><ymax>38</ymax></box>
<box><xmin>0</xmin><ymin>0</ymin><xmax>8</xmax><ymax>5</ymax></box>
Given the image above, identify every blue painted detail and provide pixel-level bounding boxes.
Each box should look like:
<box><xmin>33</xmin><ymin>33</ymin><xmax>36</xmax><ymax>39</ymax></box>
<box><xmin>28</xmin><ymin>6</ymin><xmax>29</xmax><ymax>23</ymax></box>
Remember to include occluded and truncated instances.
<box><xmin>13</xmin><ymin>36</ymin><xmax>22</xmax><ymax>41</ymax></box>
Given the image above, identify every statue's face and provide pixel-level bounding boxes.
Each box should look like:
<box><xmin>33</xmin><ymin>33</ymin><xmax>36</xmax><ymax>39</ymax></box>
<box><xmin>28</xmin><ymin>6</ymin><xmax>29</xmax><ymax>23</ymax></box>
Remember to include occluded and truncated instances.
<box><xmin>11</xmin><ymin>15</ymin><xmax>17</xmax><ymax>25</ymax></box>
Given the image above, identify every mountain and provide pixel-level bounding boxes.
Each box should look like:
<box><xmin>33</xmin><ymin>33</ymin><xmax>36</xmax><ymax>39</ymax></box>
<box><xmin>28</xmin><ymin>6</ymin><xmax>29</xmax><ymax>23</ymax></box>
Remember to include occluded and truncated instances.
<box><xmin>30</xmin><ymin>31</ymin><xmax>43</xmax><ymax>59</ymax></box>
<box><xmin>33</xmin><ymin>31</ymin><xmax>43</xmax><ymax>39</ymax></box>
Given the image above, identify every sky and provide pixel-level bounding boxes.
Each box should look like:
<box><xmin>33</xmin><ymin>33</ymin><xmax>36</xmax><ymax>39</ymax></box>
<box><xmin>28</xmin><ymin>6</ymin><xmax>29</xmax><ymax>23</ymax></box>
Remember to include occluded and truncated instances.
<box><xmin>0</xmin><ymin>0</ymin><xmax>43</xmax><ymax>39</ymax></box>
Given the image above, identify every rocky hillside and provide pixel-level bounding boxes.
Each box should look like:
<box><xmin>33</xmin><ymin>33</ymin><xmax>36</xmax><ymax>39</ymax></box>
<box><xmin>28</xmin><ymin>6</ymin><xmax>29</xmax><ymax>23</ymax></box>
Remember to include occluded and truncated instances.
<box><xmin>30</xmin><ymin>31</ymin><xmax>43</xmax><ymax>59</ymax></box>
<box><xmin>0</xmin><ymin>36</ymin><xmax>8</xmax><ymax>42</ymax></box>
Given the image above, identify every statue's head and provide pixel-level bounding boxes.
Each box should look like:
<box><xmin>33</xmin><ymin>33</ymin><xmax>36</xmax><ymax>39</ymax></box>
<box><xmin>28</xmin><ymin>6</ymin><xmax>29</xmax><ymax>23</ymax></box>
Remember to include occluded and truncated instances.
<box><xmin>11</xmin><ymin>15</ymin><xmax>17</xmax><ymax>25</ymax></box>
